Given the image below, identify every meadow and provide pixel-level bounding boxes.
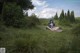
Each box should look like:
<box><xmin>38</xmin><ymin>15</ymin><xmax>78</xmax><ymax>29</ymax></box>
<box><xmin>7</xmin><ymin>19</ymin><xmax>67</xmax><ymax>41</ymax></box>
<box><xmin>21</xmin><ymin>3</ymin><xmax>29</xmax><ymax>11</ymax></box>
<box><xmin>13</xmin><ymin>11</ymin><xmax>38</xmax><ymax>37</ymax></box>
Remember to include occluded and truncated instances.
<box><xmin>0</xmin><ymin>18</ymin><xmax>80</xmax><ymax>53</ymax></box>
<box><xmin>0</xmin><ymin>0</ymin><xmax>80</xmax><ymax>53</ymax></box>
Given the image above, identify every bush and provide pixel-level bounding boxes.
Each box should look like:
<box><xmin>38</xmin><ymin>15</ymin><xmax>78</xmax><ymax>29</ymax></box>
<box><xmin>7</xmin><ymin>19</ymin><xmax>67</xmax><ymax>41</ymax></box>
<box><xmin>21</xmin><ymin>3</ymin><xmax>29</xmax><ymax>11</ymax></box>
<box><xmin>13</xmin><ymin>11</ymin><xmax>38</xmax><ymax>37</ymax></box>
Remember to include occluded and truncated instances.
<box><xmin>58</xmin><ymin>19</ymin><xmax>71</xmax><ymax>26</ymax></box>
<box><xmin>25</xmin><ymin>15</ymin><xmax>40</xmax><ymax>28</ymax></box>
<box><xmin>72</xmin><ymin>24</ymin><xmax>80</xmax><ymax>36</ymax></box>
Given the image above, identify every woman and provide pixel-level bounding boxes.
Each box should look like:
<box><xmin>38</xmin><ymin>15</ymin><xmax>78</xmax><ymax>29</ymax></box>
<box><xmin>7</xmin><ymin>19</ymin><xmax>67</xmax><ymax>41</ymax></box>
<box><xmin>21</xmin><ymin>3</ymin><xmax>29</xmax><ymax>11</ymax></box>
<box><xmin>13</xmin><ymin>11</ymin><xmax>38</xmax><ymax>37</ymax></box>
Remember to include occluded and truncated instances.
<box><xmin>48</xmin><ymin>20</ymin><xmax>55</xmax><ymax>28</ymax></box>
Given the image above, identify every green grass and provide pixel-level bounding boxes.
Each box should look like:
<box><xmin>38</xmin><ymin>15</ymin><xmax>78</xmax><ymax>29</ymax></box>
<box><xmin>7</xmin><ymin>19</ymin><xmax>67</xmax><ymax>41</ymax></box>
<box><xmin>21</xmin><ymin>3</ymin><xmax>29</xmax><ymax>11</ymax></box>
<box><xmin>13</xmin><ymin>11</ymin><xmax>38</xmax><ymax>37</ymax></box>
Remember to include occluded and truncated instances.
<box><xmin>0</xmin><ymin>26</ymin><xmax>74</xmax><ymax>53</ymax></box>
<box><xmin>0</xmin><ymin>18</ymin><xmax>80</xmax><ymax>53</ymax></box>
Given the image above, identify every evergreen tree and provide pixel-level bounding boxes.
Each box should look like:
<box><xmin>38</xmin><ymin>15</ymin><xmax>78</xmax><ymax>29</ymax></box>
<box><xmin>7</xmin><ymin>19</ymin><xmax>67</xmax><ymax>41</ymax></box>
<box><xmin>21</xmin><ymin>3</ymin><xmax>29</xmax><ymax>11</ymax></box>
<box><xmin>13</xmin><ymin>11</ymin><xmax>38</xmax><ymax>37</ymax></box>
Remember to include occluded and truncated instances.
<box><xmin>64</xmin><ymin>13</ymin><xmax>68</xmax><ymax>21</ymax></box>
<box><xmin>54</xmin><ymin>13</ymin><xmax>58</xmax><ymax>20</ymax></box>
<box><xmin>64</xmin><ymin>13</ymin><xmax>67</xmax><ymax>18</ymax></box>
<box><xmin>70</xmin><ymin>11</ymin><xmax>75</xmax><ymax>22</ymax></box>
<box><xmin>67</xmin><ymin>10</ymin><xmax>71</xmax><ymax>21</ymax></box>
<box><xmin>63</xmin><ymin>13</ymin><xmax>66</xmax><ymax>21</ymax></box>
<box><xmin>58</xmin><ymin>10</ymin><xmax>76</xmax><ymax>26</ymax></box>
<box><xmin>59</xmin><ymin>10</ymin><xmax>64</xmax><ymax>20</ymax></box>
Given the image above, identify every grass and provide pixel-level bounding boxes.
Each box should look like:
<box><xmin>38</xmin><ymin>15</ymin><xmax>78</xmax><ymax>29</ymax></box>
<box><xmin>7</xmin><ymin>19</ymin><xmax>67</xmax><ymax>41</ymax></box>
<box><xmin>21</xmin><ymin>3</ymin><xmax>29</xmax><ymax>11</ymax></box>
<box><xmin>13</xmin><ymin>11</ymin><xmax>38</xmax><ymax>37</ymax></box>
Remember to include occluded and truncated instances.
<box><xmin>0</xmin><ymin>18</ymin><xmax>80</xmax><ymax>53</ymax></box>
<box><xmin>0</xmin><ymin>26</ymin><xmax>73</xmax><ymax>53</ymax></box>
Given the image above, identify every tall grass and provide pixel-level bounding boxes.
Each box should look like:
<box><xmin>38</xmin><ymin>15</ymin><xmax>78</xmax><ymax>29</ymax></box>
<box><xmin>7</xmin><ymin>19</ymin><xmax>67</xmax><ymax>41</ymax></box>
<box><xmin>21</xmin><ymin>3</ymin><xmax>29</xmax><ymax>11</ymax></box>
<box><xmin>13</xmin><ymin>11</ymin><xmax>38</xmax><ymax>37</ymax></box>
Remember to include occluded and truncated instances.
<box><xmin>0</xmin><ymin>18</ymin><xmax>80</xmax><ymax>53</ymax></box>
<box><xmin>0</xmin><ymin>26</ymin><xmax>74</xmax><ymax>53</ymax></box>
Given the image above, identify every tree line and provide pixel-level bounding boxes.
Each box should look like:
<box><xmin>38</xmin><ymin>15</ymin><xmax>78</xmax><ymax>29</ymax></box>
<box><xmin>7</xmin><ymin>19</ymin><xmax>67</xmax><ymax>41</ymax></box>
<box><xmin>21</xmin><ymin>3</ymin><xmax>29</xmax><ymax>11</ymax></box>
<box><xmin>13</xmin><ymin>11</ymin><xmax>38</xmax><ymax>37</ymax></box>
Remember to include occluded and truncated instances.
<box><xmin>53</xmin><ymin>10</ymin><xmax>75</xmax><ymax>26</ymax></box>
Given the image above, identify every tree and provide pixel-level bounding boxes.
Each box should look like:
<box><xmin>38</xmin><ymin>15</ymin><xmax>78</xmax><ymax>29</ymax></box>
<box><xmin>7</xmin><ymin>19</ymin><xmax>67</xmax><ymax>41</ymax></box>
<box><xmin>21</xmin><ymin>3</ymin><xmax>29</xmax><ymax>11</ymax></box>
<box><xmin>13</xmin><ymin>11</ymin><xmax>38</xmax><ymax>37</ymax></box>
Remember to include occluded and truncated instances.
<box><xmin>70</xmin><ymin>11</ymin><xmax>75</xmax><ymax>22</ymax></box>
<box><xmin>16</xmin><ymin>0</ymin><xmax>34</xmax><ymax>10</ymax></box>
<box><xmin>54</xmin><ymin>13</ymin><xmax>58</xmax><ymax>20</ymax></box>
<box><xmin>59</xmin><ymin>10</ymin><xmax>65</xmax><ymax>20</ymax></box>
<box><xmin>0</xmin><ymin>2</ymin><xmax>3</xmax><ymax>14</ymax></box>
<box><xmin>58</xmin><ymin>10</ymin><xmax>76</xmax><ymax>26</ymax></box>
<box><xmin>64</xmin><ymin>13</ymin><xmax>69</xmax><ymax>22</ymax></box>
<box><xmin>26</xmin><ymin>14</ymin><xmax>40</xmax><ymax>27</ymax></box>
<box><xmin>67</xmin><ymin>10</ymin><xmax>70</xmax><ymax>17</ymax></box>
<box><xmin>2</xmin><ymin>3</ymin><xmax>25</xmax><ymax>27</ymax></box>
<box><xmin>0</xmin><ymin>0</ymin><xmax>34</xmax><ymax>14</ymax></box>
<box><xmin>59</xmin><ymin>10</ymin><xmax>71</xmax><ymax>26</ymax></box>
<box><xmin>0</xmin><ymin>0</ymin><xmax>34</xmax><ymax>28</ymax></box>
<box><xmin>67</xmin><ymin>10</ymin><xmax>71</xmax><ymax>21</ymax></box>
<box><xmin>64</xmin><ymin>13</ymin><xmax>67</xmax><ymax>18</ymax></box>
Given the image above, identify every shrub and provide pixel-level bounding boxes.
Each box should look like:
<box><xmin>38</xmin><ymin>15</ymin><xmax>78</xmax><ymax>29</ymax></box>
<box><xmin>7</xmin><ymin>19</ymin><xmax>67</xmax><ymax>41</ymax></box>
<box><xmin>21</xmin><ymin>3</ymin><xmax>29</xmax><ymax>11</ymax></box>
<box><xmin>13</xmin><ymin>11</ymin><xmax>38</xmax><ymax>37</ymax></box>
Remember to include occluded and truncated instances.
<box><xmin>25</xmin><ymin>14</ymin><xmax>40</xmax><ymax>28</ymax></box>
<box><xmin>58</xmin><ymin>19</ymin><xmax>71</xmax><ymax>26</ymax></box>
<box><xmin>72</xmin><ymin>24</ymin><xmax>80</xmax><ymax>36</ymax></box>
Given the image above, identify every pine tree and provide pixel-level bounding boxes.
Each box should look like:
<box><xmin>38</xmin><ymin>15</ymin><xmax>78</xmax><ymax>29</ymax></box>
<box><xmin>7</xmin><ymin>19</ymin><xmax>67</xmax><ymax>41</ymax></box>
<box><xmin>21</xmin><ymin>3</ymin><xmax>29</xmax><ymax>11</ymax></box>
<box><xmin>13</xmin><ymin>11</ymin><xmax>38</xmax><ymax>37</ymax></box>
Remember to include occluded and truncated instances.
<box><xmin>67</xmin><ymin>10</ymin><xmax>71</xmax><ymax>21</ymax></box>
<box><xmin>64</xmin><ymin>13</ymin><xmax>67</xmax><ymax>19</ymax></box>
<box><xmin>59</xmin><ymin>10</ymin><xmax>64</xmax><ymax>20</ymax></box>
<box><xmin>54</xmin><ymin>13</ymin><xmax>58</xmax><ymax>20</ymax></box>
<box><xmin>58</xmin><ymin>10</ymin><xmax>76</xmax><ymax>26</ymax></box>
<box><xmin>64</xmin><ymin>13</ymin><xmax>69</xmax><ymax>21</ymax></box>
<box><xmin>70</xmin><ymin>11</ymin><xmax>75</xmax><ymax>22</ymax></box>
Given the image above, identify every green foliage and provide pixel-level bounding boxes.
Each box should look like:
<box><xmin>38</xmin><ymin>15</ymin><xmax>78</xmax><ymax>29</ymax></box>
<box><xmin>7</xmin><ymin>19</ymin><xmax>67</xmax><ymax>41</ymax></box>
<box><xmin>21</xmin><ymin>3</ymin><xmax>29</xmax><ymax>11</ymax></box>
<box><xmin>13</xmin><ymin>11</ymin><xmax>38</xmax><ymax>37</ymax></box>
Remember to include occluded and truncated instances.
<box><xmin>0</xmin><ymin>2</ymin><xmax>3</xmax><ymax>14</ymax></box>
<box><xmin>25</xmin><ymin>14</ymin><xmax>40</xmax><ymax>28</ymax></box>
<box><xmin>70</xmin><ymin>25</ymin><xmax>80</xmax><ymax>53</ymax></box>
<box><xmin>58</xmin><ymin>10</ymin><xmax>70</xmax><ymax>26</ymax></box>
<box><xmin>2</xmin><ymin>3</ymin><xmax>26</xmax><ymax>28</ymax></box>
<box><xmin>0</xmin><ymin>15</ymin><xmax>1</xmax><ymax>21</ymax></box>
<box><xmin>72</xmin><ymin>24</ymin><xmax>80</xmax><ymax>36</ymax></box>
<box><xmin>0</xmin><ymin>25</ymin><xmax>75</xmax><ymax>53</ymax></box>
<box><xmin>0</xmin><ymin>18</ymin><xmax>80</xmax><ymax>53</ymax></box>
<box><xmin>0</xmin><ymin>3</ymin><xmax>39</xmax><ymax>28</ymax></box>
<box><xmin>57</xmin><ymin>10</ymin><xmax>76</xmax><ymax>26</ymax></box>
<box><xmin>17</xmin><ymin>0</ymin><xmax>34</xmax><ymax>10</ymax></box>
<box><xmin>66</xmin><ymin>10</ymin><xmax>75</xmax><ymax>23</ymax></box>
<box><xmin>30</xmin><ymin>14</ymin><xmax>40</xmax><ymax>25</ymax></box>
<box><xmin>58</xmin><ymin>19</ymin><xmax>71</xmax><ymax>26</ymax></box>
<box><xmin>59</xmin><ymin>10</ymin><xmax>65</xmax><ymax>20</ymax></box>
<box><xmin>70</xmin><ymin>36</ymin><xmax>80</xmax><ymax>53</ymax></box>
<box><xmin>11</xmin><ymin>38</ymin><xmax>41</xmax><ymax>53</ymax></box>
<box><xmin>75</xmin><ymin>17</ymin><xmax>80</xmax><ymax>23</ymax></box>
<box><xmin>0</xmin><ymin>0</ymin><xmax>35</xmax><ymax>28</ymax></box>
<box><xmin>39</xmin><ymin>19</ymin><xmax>49</xmax><ymax>25</ymax></box>
<box><xmin>0</xmin><ymin>0</ymin><xmax>34</xmax><ymax>11</ymax></box>
<box><xmin>67</xmin><ymin>10</ymin><xmax>71</xmax><ymax>21</ymax></box>
<box><xmin>54</xmin><ymin>13</ymin><xmax>58</xmax><ymax>20</ymax></box>
<box><xmin>0</xmin><ymin>16</ymin><xmax>7</xmax><ymax>32</ymax></box>
<box><xmin>0</xmin><ymin>25</ymin><xmax>7</xmax><ymax>32</ymax></box>
<box><xmin>70</xmin><ymin>11</ymin><xmax>75</xmax><ymax>23</ymax></box>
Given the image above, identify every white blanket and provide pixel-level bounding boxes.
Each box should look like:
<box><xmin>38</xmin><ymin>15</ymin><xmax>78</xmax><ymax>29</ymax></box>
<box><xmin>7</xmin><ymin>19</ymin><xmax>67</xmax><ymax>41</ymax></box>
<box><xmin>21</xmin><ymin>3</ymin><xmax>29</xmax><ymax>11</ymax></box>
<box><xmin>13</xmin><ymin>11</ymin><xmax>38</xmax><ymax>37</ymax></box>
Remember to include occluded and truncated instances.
<box><xmin>46</xmin><ymin>26</ymin><xmax>62</xmax><ymax>32</ymax></box>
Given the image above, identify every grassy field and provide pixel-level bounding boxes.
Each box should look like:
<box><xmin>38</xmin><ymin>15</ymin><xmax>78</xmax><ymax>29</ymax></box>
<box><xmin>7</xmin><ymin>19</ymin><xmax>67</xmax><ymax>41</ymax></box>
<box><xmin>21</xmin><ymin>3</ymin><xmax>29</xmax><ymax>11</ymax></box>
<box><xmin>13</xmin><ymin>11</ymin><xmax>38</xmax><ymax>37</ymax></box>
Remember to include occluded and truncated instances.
<box><xmin>0</xmin><ymin>18</ymin><xmax>80</xmax><ymax>53</ymax></box>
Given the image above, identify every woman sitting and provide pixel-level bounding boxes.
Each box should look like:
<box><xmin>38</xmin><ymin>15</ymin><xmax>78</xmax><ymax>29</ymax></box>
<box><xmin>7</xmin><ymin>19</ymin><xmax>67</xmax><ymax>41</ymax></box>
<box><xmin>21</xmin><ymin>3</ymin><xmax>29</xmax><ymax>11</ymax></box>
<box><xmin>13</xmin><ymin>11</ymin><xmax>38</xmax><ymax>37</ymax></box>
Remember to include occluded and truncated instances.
<box><xmin>48</xmin><ymin>20</ymin><xmax>55</xmax><ymax>28</ymax></box>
